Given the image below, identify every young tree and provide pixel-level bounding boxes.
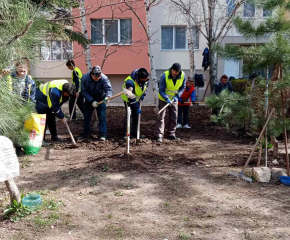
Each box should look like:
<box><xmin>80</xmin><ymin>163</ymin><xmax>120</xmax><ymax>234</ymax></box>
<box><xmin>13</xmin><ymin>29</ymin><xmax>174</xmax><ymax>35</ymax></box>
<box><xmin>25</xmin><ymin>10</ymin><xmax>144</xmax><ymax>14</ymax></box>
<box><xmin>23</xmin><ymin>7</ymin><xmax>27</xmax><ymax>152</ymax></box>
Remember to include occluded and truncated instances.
<box><xmin>207</xmin><ymin>0</ymin><xmax>290</xmax><ymax>174</ymax></box>
<box><xmin>168</xmin><ymin>0</ymin><xmax>246</xmax><ymax>90</ymax></box>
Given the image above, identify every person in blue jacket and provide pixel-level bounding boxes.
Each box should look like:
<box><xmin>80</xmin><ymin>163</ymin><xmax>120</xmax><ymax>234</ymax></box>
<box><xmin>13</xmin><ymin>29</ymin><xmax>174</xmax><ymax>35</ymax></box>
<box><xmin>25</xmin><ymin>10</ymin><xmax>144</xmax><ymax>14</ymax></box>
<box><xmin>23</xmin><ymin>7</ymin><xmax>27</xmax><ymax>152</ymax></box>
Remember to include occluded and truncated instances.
<box><xmin>35</xmin><ymin>80</ymin><xmax>76</xmax><ymax>142</ymax></box>
<box><xmin>214</xmin><ymin>74</ymin><xmax>233</xmax><ymax>95</ymax></box>
<box><xmin>81</xmin><ymin>65</ymin><xmax>113</xmax><ymax>141</ymax></box>
<box><xmin>121</xmin><ymin>68</ymin><xmax>149</xmax><ymax>140</ymax></box>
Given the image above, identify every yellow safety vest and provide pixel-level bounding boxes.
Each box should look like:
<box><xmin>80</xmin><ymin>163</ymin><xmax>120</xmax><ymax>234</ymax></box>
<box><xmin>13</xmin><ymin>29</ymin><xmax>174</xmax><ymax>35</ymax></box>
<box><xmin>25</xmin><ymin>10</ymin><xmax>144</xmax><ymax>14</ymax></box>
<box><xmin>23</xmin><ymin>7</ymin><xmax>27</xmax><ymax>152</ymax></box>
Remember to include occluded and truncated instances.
<box><xmin>158</xmin><ymin>70</ymin><xmax>185</xmax><ymax>102</ymax></box>
<box><xmin>121</xmin><ymin>76</ymin><xmax>147</xmax><ymax>102</ymax></box>
<box><xmin>72</xmin><ymin>67</ymin><xmax>83</xmax><ymax>92</ymax></box>
<box><xmin>39</xmin><ymin>80</ymin><xmax>68</xmax><ymax>108</ymax></box>
<box><xmin>4</xmin><ymin>75</ymin><xmax>13</xmax><ymax>91</ymax></box>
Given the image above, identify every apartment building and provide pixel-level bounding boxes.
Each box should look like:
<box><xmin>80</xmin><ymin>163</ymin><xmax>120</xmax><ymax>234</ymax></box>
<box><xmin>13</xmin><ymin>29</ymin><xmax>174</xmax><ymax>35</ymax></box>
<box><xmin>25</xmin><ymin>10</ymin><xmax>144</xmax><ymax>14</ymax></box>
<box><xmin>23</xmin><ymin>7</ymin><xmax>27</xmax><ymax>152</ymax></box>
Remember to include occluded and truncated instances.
<box><xmin>30</xmin><ymin>0</ymin><xmax>273</xmax><ymax>105</ymax></box>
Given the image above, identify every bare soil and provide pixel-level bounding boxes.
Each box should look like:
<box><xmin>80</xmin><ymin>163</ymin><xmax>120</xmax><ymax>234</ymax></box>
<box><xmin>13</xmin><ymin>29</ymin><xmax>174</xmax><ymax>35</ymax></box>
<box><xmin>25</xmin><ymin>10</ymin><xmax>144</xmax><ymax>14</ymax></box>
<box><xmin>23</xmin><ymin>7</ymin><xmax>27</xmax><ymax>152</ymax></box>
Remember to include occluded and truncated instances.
<box><xmin>1</xmin><ymin>106</ymin><xmax>290</xmax><ymax>240</ymax></box>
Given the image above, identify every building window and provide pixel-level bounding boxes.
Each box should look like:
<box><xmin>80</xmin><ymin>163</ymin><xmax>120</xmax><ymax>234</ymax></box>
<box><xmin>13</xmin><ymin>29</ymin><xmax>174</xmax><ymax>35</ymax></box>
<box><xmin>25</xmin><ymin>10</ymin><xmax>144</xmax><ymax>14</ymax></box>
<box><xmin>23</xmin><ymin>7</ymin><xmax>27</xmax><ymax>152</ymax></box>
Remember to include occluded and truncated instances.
<box><xmin>243</xmin><ymin>1</ymin><xmax>255</xmax><ymax>18</ymax></box>
<box><xmin>227</xmin><ymin>0</ymin><xmax>236</xmax><ymax>16</ymax></box>
<box><xmin>263</xmin><ymin>9</ymin><xmax>272</xmax><ymax>17</ymax></box>
<box><xmin>40</xmin><ymin>41</ymin><xmax>72</xmax><ymax>61</ymax></box>
<box><xmin>91</xmin><ymin>19</ymin><xmax>132</xmax><ymax>44</ymax></box>
<box><xmin>161</xmin><ymin>26</ymin><xmax>199</xmax><ymax>50</ymax></box>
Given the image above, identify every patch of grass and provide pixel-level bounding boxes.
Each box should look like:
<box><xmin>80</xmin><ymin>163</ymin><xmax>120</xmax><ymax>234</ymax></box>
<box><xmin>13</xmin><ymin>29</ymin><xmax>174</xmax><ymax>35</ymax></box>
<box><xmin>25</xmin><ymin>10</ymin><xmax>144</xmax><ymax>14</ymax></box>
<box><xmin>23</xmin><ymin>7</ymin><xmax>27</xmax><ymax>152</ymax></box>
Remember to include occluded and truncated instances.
<box><xmin>101</xmin><ymin>224</ymin><xmax>124</xmax><ymax>239</ymax></box>
<box><xmin>20</xmin><ymin>156</ymin><xmax>31</xmax><ymax>168</ymax></box>
<box><xmin>41</xmin><ymin>199</ymin><xmax>64</xmax><ymax>211</ymax></box>
<box><xmin>164</xmin><ymin>202</ymin><xmax>170</xmax><ymax>207</ymax></box>
<box><xmin>115</xmin><ymin>191</ymin><xmax>123</xmax><ymax>196</ymax></box>
<box><xmin>183</xmin><ymin>217</ymin><xmax>189</xmax><ymax>221</ymax></box>
<box><xmin>90</xmin><ymin>176</ymin><xmax>97</xmax><ymax>187</ymax></box>
<box><xmin>4</xmin><ymin>195</ymin><xmax>34</xmax><ymax>222</ymax></box>
<box><xmin>102</xmin><ymin>166</ymin><xmax>109</xmax><ymax>172</ymax></box>
<box><xmin>179</xmin><ymin>231</ymin><xmax>190</xmax><ymax>240</ymax></box>
<box><xmin>108</xmin><ymin>214</ymin><xmax>113</xmax><ymax>219</ymax></box>
<box><xmin>33</xmin><ymin>212</ymin><xmax>59</xmax><ymax>230</ymax></box>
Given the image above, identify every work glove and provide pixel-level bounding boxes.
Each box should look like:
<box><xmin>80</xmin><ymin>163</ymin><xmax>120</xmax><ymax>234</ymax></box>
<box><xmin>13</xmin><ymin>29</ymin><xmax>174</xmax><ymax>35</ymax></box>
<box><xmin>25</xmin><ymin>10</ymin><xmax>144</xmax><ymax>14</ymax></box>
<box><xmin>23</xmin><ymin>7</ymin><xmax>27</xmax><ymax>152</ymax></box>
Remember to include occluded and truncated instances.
<box><xmin>192</xmin><ymin>101</ymin><xmax>196</xmax><ymax>105</ymax></box>
<box><xmin>103</xmin><ymin>97</ymin><xmax>109</xmax><ymax>104</ymax></box>
<box><xmin>172</xmin><ymin>97</ymin><xmax>178</xmax><ymax>102</ymax></box>
<box><xmin>92</xmin><ymin>101</ymin><xmax>98</xmax><ymax>108</ymax></box>
<box><xmin>61</xmin><ymin>117</ymin><xmax>67</xmax><ymax>124</ymax></box>
<box><xmin>140</xmin><ymin>95</ymin><xmax>145</xmax><ymax>101</ymax></box>
<box><xmin>76</xmin><ymin>92</ymin><xmax>79</xmax><ymax>98</ymax></box>
<box><xmin>166</xmin><ymin>98</ymin><xmax>172</xmax><ymax>105</ymax></box>
<box><xmin>136</xmin><ymin>108</ymin><xmax>142</xmax><ymax>115</ymax></box>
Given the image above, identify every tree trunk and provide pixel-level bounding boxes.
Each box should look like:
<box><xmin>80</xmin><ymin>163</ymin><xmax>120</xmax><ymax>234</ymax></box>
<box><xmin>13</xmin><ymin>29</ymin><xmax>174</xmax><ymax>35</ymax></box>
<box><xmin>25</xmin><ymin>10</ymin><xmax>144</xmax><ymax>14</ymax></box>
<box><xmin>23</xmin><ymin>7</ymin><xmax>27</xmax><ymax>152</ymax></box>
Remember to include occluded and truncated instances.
<box><xmin>145</xmin><ymin>0</ymin><xmax>158</xmax><ymax>106</ymax></box>
<box><xmin>209</xmin><ymin>42</ymin><xmax>217</xmax><ymax>92</ymax></box>
<box><xmin>80</xmin><ymin>0</ymin><xmax>92</xmax><ymax>72</ymax></box>
<box><xmin>5</xmin><ymin>178</ymin><xmax>20</xmax><ymax>204</ymax></box>
<box><xmin>187</xmin><ymin>14</ymin><xmax>197</xmax><ymax>99</ymax></box>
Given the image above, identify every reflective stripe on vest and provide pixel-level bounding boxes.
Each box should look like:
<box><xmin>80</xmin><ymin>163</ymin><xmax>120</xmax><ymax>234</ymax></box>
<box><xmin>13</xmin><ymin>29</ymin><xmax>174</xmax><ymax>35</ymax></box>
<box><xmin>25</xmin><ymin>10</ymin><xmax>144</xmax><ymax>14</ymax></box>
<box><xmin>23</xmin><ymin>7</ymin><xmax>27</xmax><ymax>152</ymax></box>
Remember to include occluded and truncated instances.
<box><xmin>158</xmin><ymin>70</ymin><xmax>185</xmax><ymax>102</ymax></box>
<box><xmin>121</xmin><ymin>76</ymin><xmax>147</xmax><ymax>103</ymax></box>
<box><xmin>40</xmin><ymin>80</ymin><xmax>68</xmax><ymax>108</ymax></box>
<box><xmin>72</xmin><ymin>67</ymin><xmax>83</xmax><ymax>92</ymax></box>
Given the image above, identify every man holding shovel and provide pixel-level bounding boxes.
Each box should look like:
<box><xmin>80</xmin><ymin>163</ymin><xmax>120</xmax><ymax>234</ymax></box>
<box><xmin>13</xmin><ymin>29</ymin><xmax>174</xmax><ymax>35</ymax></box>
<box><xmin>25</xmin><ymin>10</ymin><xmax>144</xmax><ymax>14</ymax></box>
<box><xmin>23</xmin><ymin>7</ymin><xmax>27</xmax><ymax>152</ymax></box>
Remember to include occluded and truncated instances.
<box><xmin>156</xmin><ymin>63</ymin><xmax>186</xmax><ymax>143</ymax></box>
<box><xmin>80</xmin><ymin>65</ymin><xmax>113</xmax><ymax>141</ymax></box>
<box><xmin>121</xmin><ymin>68</ymin><xmax>149</xmax><ymax>140</ymax></box>
<box><xmin>66</xmin><ymin>60</ymin><xmax>84</xmax><ymax>120</ymax></box>
<box><xmin>35</xmin><ymin>80</ymin><xmax>76</xmax><ymax>142</ymax></box>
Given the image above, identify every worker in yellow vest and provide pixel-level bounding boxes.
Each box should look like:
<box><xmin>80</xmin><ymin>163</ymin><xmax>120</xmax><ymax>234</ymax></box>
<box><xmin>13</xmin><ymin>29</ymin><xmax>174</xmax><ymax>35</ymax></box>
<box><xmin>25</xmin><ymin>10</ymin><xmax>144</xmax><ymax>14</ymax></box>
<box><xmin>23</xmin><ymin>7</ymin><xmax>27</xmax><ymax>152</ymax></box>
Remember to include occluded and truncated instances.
<box><xmin>156</xmin><ymin>63</ymin><xmax>186</xmax><ymax>143</ymax></box>
<box><xmin>35</xmin><ymin>80</ymin><xmax>76</xmax><ymax>142</ymax></box>
<box><xmin>66</xmin><ymin>60</ymin><xmax>84</xmax><ymax>120</ymax></box>
<box><xmin>121</xmin><ymin>68</ymin><xmax>149</xmax><ymax>140</ymax></box>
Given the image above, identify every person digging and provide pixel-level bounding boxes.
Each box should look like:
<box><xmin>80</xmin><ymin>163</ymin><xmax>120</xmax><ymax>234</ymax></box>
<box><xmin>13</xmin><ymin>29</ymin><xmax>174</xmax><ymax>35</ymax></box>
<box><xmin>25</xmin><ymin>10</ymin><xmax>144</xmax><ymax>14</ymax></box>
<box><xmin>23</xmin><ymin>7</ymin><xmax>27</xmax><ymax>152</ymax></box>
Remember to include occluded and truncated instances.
<box><xmin>80</xmin><ymin>65</ymin><xmax>113</xmax><ymax>141</ymax></box>
<box><xmin>156</xmin><ymin>63</ymin><xmax>186</xmax><ymax>143</ymax></box>
<box><xmin>121</xmin><ymin>68</ymin><xmax>149</xmax><ymax>141</ymax></box>
<box><xmin>35</xmin><ymin>80</ymin><xmax>76</xmax><ymax>144</ymax></box>
<box><xmin>66</xmin><ymin>60</ymin><xmax>84</xmax><ymax>120</ymax></box>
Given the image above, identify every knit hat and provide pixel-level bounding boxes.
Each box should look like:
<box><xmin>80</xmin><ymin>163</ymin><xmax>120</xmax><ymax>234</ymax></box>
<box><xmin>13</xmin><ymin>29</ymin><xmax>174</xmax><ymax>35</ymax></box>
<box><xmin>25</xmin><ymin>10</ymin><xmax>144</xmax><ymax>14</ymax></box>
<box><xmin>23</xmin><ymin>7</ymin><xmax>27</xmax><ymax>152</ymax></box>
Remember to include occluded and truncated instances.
<box><xmin>138</xmin><ymin>68</ymin><xmax>149</xmax><ymax>79</ymax></box>
<box><xmin>91</xmin><ymin>65</ymin><xmax>102</xmax><ymax>77</ymax></box>
<box><xmin>171</xmin><ymin>63</ymin><xmax>181</xmax><ymax>72</ymax></box>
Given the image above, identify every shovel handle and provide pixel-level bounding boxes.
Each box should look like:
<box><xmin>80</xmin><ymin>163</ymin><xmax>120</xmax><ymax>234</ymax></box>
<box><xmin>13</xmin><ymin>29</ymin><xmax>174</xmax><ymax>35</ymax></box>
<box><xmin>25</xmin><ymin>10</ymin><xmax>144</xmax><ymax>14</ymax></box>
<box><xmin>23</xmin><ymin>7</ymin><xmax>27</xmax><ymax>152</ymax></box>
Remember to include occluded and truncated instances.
<box><xmin>158</xmin><ymin>102</ymin><xmax>171</xmax><ymax>115</ymax></box>
<box><xmin>65</xmin><ymin>122</ymin><xmax>77</xmax><ymax>146</ymax></box>
<box><xmin>137</xmin><ymin>101</ymin><xmax>142</xmax><ymax>140</ymax></box>
<box><xmin>69</xmin><ymin>97</ymin><xmax>78</xmax><ymax>121</ymax></box>
<box><xmin>97</xmin><ymin>92</ymin><xmax>123</xmax><ymax>105</ymax></box>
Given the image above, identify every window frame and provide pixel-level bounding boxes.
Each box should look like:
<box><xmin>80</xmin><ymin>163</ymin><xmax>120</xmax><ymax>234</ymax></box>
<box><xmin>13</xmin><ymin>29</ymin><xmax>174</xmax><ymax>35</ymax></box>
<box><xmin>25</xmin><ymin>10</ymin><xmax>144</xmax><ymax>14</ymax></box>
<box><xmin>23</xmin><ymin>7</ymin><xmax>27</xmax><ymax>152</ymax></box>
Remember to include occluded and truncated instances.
<box><xmin>91</xmin><ymin>18</ymin><xmax>132</xmax><ymax>46</ymax></box>
<box><xmin>160</xmin><ymin>25</ymin><xmax>199</xmax><ymax>51</ymax></box>
<box><xmin>40</xmin><ymin>40</ymin><xmax>73</xmax><ymax>61</ymax></box>
<box><xmin>243</xmin><ymin>1</ymin><xmax>256</xmax><ymax>18</ymax></box>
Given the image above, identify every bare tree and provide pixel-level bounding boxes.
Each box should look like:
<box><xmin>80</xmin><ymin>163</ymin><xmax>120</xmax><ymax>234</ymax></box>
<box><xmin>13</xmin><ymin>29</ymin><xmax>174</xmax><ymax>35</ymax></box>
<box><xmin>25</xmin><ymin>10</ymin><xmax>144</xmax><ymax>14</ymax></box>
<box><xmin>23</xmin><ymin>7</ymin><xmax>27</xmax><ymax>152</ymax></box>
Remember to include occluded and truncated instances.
<box><xmin>169</xmin><ymin>0</ymin><xmax>245</xmax><ymax>90</ymax></box>
<box><xmin>79</xmin><ymin>0</ymin><xmax>92</xmax><ymax>72</ymax></box>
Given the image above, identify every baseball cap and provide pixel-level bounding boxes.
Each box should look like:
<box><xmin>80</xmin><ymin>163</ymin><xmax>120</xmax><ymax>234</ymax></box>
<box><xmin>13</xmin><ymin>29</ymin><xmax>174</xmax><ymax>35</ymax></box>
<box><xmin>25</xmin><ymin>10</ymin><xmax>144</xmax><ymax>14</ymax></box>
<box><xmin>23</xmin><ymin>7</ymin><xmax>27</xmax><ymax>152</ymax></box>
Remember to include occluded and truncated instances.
<box><xmin>91</xmin><ymin>65</ymin><xmax>102</xmax><ymax>77</ymax></box>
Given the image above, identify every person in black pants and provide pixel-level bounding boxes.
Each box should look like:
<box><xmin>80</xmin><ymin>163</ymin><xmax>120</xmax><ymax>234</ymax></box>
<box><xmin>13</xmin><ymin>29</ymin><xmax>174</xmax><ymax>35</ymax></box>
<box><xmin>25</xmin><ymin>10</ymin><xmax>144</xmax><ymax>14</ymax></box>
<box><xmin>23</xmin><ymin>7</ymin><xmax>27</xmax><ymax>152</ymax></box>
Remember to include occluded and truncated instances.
<box><xmin>66</xmin><ymin>60</ymin><xmax>84</xmax><ymax>120</ymax></box>
<box><xmin>121</xmin><ymin>68</ymin><xmax>149</xmax><ymax>140</ymax></box>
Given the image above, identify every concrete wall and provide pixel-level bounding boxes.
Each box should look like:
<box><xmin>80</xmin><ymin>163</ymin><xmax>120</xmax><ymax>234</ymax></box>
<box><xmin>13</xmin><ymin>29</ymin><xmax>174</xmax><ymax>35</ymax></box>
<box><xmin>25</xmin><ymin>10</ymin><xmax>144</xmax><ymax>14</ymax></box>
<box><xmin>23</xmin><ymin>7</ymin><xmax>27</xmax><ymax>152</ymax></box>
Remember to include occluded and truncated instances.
<box><xmin>30</xmin><ymin>61</ymin><xmax>71</xmax><ymax>81</ymax></box>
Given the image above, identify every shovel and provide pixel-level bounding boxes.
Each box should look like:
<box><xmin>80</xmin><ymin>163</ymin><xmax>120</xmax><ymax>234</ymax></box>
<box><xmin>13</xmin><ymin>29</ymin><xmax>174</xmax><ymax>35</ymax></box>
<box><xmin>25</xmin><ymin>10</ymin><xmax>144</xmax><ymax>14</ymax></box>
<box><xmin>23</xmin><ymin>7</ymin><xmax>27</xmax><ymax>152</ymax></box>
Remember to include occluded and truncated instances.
<box><xmin>69</xmin><ymin>96</ymin><xmax>78</xmax><ymax>121</ymax></box>
<box><xmin>158</xmin><ymin>100</ymin><xmax>173</xmax><ymax>115</ymax></box>
<box><xmin>65</xmin><ymin>122</ymin><xmax>79</xmax><ymax>148</ymax></box>
<box><xmin>136</xmin><ymin>100</ymin><xmax>142</xmax><ymax>144</ymax></box>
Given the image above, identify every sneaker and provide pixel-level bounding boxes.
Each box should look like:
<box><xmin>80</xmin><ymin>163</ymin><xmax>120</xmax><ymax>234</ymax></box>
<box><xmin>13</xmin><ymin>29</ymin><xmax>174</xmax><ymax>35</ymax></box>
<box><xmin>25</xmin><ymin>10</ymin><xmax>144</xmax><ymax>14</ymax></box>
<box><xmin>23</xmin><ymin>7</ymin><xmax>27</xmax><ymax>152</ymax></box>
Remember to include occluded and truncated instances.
<box><xmin>176</xmin><ymin>123</ymin><xmax>182</xmax><ymax>128</ymax></box>
<box><xmin>42</xmin><ymin>140</ymin><xmax>51</xmax><ymax>146</ymax></box>
<box><xmin>183</xmin><ymin>124</ymin><xmax>191</xmax><ymax>129</ymax></box>
<box><xmin>100</xmin><ymin>137</ymin><xmax>106</xmax><ymax>141</ymax></box>
<box><xmin>16</xmin><ymin>147</ymin><xmax>25</xmax><ymax>156</ymax></box>
<box><xmin>168</xmin><ymin>135</ymin><xmax>180</xmax><ymax>141</ymax></box>
<box><xmin>51</xmin><ymin>136</ymin><xmax>64</xmax><ymax>142</ymax></box>
<box><xmin>157</xmin><ymin>138</ymin><xmax>163</xmax><ymax>143</ymax></box>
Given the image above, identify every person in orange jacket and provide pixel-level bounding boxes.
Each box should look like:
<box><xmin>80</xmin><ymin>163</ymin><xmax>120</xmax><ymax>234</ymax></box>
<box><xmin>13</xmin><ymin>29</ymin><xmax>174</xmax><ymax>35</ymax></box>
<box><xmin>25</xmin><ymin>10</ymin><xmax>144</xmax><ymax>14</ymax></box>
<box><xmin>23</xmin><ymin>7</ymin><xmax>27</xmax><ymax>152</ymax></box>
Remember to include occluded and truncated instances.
<box><xmin>177</xmin><ymin>78</ymin><xmax>196</xmax><ymax>129</ymax></box>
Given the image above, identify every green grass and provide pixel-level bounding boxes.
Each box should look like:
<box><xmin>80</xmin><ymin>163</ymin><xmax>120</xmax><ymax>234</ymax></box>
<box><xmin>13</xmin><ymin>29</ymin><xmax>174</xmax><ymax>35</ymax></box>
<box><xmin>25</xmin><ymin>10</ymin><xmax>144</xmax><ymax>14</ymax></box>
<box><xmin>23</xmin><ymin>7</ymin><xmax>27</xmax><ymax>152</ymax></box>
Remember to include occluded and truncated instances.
<box><xmin>33</xmin><ymin>212</ymin><xmax>60</xmax><ymax>230</ymax></box>
<box><xmin>179</xmin><ymin>231</ymin><xmax>190</xmax><ymax>240</ymax></box>
<box><xmin>90</xmin><ymin>176</ymin><xmax>97</xmax><ymax>187</ymax></box>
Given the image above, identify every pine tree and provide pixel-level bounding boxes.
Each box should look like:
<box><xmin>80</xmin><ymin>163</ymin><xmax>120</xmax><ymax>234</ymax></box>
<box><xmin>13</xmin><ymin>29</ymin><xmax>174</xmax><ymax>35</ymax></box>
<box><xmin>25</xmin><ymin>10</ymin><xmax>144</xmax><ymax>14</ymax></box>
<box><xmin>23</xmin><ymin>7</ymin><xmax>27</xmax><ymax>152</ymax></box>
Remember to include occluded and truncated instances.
<box><xmin>206</xmin><ymin>0</ymin><xmax>290</xmax><ymax>172</ymax></box>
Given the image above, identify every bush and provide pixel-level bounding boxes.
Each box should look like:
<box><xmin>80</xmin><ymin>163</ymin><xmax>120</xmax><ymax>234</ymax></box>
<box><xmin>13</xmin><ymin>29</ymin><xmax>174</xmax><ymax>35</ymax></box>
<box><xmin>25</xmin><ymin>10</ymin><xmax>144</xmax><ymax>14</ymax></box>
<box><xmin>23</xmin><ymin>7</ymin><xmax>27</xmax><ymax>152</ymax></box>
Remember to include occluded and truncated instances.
<box><xmin>231</xmin><ymin>79</ymin><xmax>250</xmax><ymax>94</ymax></box>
